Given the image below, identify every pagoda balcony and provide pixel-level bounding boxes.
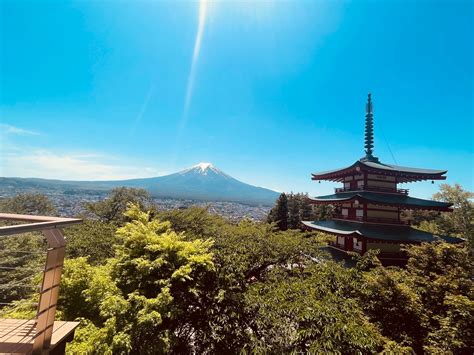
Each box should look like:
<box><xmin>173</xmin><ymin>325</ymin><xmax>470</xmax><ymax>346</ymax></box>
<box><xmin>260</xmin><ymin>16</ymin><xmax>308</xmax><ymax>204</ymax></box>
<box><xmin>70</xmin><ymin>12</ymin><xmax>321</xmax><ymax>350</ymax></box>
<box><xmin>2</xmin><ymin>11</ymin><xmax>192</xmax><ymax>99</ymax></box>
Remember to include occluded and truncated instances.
<box><xmin>332</xmin><ymin>214</ymin><xmax>410</xmax><ymax>225</ymax></box>
<box><xmin>334</xmin><ymin>186</ymin><xmax>409</xmax><ymax>195</ymax></box>
<box><xmin>0</xmin><ymin>213</ymin><xmax>82</xmax><ymax>354</ymax></box>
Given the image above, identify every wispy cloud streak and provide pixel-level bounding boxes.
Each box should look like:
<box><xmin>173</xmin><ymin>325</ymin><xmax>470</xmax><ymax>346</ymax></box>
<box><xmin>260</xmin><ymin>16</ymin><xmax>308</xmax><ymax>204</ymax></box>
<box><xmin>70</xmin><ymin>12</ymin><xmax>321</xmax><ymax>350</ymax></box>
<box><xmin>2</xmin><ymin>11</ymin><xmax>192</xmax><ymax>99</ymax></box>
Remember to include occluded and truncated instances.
<box><xmin>182</xmin><ymin>0</ymin><xmax>208</xmax><ymax>126</ymax></box>
<box><xmin>172</xmin><ymin>0</ymin><xmax>209</xmax><ymax>165</ymax></box>
<box><xmin>130</xmin><ymin>85</ymin><xmax>155</xmax><ymax>134</ymax></box>
<box><xmin>1</xmin><ymin>149</ymin><xmax>163</xmax><ymax>180</ymax></box>
<box><xmin>0</xmin><ymin>124</ymin><xmax>40</xmax><ymax>136</ymax></box>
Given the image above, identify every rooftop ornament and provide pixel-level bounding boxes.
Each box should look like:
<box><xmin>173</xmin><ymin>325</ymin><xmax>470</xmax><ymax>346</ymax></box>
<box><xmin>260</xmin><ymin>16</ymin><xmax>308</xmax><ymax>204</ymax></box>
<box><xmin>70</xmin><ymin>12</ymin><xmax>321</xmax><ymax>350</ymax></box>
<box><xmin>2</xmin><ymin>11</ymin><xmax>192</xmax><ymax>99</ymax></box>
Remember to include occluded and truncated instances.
<box><xmin>360</xmin><ymin>92</ymin><xmax>380</xmax><ymax>163</ymax></box>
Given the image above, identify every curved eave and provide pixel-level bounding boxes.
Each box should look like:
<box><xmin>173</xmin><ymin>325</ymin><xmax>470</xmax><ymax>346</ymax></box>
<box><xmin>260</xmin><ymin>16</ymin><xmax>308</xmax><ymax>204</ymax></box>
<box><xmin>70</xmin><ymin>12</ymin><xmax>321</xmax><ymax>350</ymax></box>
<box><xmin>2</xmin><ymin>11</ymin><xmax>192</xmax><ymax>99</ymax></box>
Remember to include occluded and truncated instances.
<box><xmin>302</xmin><ymin>220</ymin><xmax>464</xmax><ymax>244</ymax></box>
<box><xmin>311</xmin><ymin>161</ymin><xmax>447</xmax><ymax>183</ymax></box>
<box><xmin>311</xmin><ymin>162</ymin><xmax>358</xmax><ymax>182</ymax></box>
<box><xmin>307</xmin><ymin>193</ymin><xmax>453</xmax><ymax>212</ymax></box>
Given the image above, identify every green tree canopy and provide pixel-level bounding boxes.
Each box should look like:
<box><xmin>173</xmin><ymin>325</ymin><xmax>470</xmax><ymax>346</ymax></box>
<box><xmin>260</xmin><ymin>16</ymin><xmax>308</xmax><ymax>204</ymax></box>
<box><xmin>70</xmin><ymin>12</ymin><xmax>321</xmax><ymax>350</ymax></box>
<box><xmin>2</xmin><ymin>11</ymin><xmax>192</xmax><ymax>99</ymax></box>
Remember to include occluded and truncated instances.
<box><xmin>433</xmin><ymin>183</ymin><xmax>474</xmax><ymax>249</ymax></box>
<box><xmin>268</xmin><ymin>192</ymin><xmax>333</xmax><ymax>230</ymax></box>
<box><xmin>0</xmin><ymin>193</ymin><xmax>56</xmax><ymax>215</ymax></box>
<box><xmin>84</xmin><ymin>187</ymin><xmax>153</xmax><ymax>224</ymax></box>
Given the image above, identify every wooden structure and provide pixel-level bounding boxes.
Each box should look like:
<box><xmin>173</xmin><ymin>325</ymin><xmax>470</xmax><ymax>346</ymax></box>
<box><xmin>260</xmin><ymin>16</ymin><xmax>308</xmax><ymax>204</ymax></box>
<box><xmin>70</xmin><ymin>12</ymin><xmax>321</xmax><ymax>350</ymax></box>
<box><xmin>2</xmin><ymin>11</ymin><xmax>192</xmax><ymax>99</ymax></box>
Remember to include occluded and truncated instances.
<box><xmin>302</xmin><ymin>93</ymin><xmax>462</xmax><ymax>264</ymax></box>
<box><xmin>0</xmin><ymin>213</ymin><xmax>82</xmax><ymax>354</ymax></box>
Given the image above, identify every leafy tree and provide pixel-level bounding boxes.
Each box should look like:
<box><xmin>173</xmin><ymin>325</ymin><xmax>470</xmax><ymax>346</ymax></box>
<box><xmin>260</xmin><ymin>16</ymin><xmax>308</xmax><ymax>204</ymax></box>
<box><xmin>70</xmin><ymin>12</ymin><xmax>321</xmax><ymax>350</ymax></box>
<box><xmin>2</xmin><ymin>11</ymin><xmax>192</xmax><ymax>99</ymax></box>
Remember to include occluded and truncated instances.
<box><xmin>358</xmin><ymin>266</ymin><xmax>425</xmax><ymax>350</ymax></box>
<box><xmin>59</xmin><ymin>204</ymin><xmax>216</xmax><ymax>353</ymax></box>
<box><xmin>84</xmin><ymin>187</ymin><xmax>153</xmax><ymax>225</ymax></box>
<box><xmin>424</xmin><ymin>294</ymin><xmax>474</xmax><ymax>354</ymax></box>
<box><xmin>64</xmin><ymin>220</ymin><xmax>117</xmax><ymax>264</ymax></box>
<box><xmin>154</xmin><ymin>206</ymin><xmax>227</xmax><ymax>240</ymax></box>
<box><xmin>267</xmin><ymin>193</ymin><xmax>289</xmax><ymax>230</ymax></box>
<box><xmin>0</xmin><ymin>193</ymin><xmax>56</xmax><ymax>215</ymax></box>
<box><xmin>0</xmin><ymin>193</ymin><xmax>56</xmax><ymax>306</ymax></box>
<box><xmin>358</xmin><ymin>242</ymin><xmax>474</xmax><ymax>353</ymax></box>
<box><xmin>287</xmin><ymin>193</ymin><xmax>301</xmax><ymax>229</ymax></box>
<box><xmin>433</xmin><ymin>184</ymin><xmax>473</xmax><ymax>250</ymax></box>
<box><xmin>311</xmin><ymin>203</ymin><xmax>334</xmax><ymax>221</ymax></box>
<box><xmin>408</xmin><ymin>184</ymin><xmax>473</xmax><ymax>252</ymax></box>
<box><xmin>246</xmin><ymin>263</ymin><xmax>388</xmax><ymax>353</ymax></box>
<box><xmin>0</xmin><ymin>233</ymin><xmax>46</xmax><ymax>307</ymax></box>
<box><xmin>268</xmin><ymin>192</ymin><xmax>334</xmax><ymax>230</ymax></box>
<box><xmin>156</xmin><ymin>205</ymin><xmax>324</xmax><ymax>352</ymax></box>
<box><xmin>299</xmin><ymin>193</ymin><xmax>313</xmax><ymax>221</ymax></box>
<box><xmin>58</xmin><ymin>257</ymin><xmax>117</xmax><ymax>325</ymax></box>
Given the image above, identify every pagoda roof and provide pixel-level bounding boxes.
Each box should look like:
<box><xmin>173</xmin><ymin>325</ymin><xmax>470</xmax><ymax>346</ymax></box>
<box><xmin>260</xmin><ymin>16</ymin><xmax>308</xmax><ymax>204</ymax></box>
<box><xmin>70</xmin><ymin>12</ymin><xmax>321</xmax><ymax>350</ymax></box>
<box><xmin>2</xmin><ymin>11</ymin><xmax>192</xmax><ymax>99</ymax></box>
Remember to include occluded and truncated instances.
<box><xmin>312</xmin><ymin>160</ymin><xmax>447</xmax><ymax>183</ymax></box>
<box><xmin>302</xmin><ymin>220</ymin><xmax>463</xmax><ymax>243</ymax></box>
<box><xmin>308</xmin><ymin>191</ymin><xmax>452</xmax><ymax>211</ymax></box>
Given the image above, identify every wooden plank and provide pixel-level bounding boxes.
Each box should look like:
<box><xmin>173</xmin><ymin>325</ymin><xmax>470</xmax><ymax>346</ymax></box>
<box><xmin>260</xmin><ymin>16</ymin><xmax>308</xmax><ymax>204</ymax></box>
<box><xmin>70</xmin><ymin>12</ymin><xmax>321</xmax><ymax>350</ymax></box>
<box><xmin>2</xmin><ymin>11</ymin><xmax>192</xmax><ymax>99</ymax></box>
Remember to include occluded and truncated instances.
<box><xmin>0</xmin><ymin>220</ymin><xmax>82</xmax><ymax>237</ymax></box>
<box><xmin>0</xmin><ymin>319</ymin><xmax>80</xmax><ymax>353</ymax></box>
<box><xmin>50</xmin><ymin>321</ymin><xmax>80</xmax><ymax>349</ymax></box>
<box><xmin>0</xmin><ymin>213</ymin><xmax>81</xmax><ymax>223</ymax></box>
<box><xmin>0</xmin><ymin>214</ymin><xmax>82</xmax><ymax>237</ymax></box>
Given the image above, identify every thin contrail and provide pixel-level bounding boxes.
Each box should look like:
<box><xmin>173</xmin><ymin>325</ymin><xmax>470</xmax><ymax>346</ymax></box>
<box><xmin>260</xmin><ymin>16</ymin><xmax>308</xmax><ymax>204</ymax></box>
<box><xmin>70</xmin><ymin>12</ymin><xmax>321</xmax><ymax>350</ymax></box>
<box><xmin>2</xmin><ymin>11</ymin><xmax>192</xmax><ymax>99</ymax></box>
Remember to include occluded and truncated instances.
<box><xmin>130</xmin><ymin>85</ymin><xmax>155</xmax><ymax>135</ymax></box>
<box><xmin>182</xmin><ymin>0</ymin><xmax>208</xmax><ymax>127</ymax></box>
<box><xmin>172</xmin><ymin>0</ymin><xmax>209</xmax><ymax>165</ymax></box>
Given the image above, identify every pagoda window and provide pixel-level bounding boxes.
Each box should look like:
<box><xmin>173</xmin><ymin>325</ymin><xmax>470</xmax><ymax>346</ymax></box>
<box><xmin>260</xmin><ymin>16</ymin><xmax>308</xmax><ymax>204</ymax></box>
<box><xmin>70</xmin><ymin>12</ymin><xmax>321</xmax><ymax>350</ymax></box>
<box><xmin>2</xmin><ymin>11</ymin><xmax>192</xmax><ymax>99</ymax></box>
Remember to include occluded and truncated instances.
<box><xmin>342</xmin><ymin>208</ymin><xmax>349</xmax><ymax>216</ymax></box>
<box><xmin>353</xmin><ymin>238</ymin><xmax>363</xmax><ymax>252</ymax></box>
<box><xmin>357</xmin><ymin>180</ymin><xmax>364</xmax><ymax>188</ymax></box>
<box><xmin>356</xmin><ymin>209</ymin><xmax>364</xmax><ymax>218</ymax></box>
<box><xmin>368</xmin><ymin>174</ymin><xmax>396</xmax><ymax>182</ymax></box>
<box><xmin>367</xmin><ymin>204</ymin><xmax>398</xmax><ymax>211</ymax></box>
<box><xmin>337</xmin><ymin>236</ymin><xmax>344</xmax><ymax>247</ymax></box>
<box><xmin>366</xmin><ymin>179</ymin><xmax>396</xmax><ymax>189</ymax></box>
<box><xmin>367</xmin><ymin>210</ymin><xmax>399</xmax><ymax>219</ymax></box>
<box><xmin>344</xmin><ymin>182</ymin><xmax>351</xmax><ymax>189</ymax></box>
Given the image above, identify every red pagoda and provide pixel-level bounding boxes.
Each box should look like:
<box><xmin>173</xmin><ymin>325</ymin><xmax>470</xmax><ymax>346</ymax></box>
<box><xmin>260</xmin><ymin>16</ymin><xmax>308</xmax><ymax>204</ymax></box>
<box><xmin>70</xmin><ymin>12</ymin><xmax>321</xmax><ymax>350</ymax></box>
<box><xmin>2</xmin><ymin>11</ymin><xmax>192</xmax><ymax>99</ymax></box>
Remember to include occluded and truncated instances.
<box><xmin>303</xmin><ymin>93</ymin><xmax>460</xmax><ymax>264</ymax></box>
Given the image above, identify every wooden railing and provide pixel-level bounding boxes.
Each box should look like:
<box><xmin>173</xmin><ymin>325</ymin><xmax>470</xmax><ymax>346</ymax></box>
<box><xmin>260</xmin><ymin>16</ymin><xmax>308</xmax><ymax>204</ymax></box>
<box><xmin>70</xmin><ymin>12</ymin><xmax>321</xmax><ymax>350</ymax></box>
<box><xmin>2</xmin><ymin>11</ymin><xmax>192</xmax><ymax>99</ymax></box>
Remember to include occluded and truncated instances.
<box><xmin>335</xmin><ymin>186</ymin><xmax>409</xmax><ymax>195</ymax></box>
<box><xmin>0</xmin><ymin>213</ymin><xmax>82</xmax><ymax>354</ymax></box>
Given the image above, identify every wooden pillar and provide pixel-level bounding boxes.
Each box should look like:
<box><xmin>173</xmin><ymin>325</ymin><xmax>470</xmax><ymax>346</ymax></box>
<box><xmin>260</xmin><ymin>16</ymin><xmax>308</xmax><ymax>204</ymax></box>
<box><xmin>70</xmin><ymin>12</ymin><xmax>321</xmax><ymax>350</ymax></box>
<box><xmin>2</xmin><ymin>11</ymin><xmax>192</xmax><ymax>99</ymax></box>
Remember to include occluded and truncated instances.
<box><xmin>33</xmin><ymin>228</ymin><xmax>66</xmax><ymax>355</ymax></box>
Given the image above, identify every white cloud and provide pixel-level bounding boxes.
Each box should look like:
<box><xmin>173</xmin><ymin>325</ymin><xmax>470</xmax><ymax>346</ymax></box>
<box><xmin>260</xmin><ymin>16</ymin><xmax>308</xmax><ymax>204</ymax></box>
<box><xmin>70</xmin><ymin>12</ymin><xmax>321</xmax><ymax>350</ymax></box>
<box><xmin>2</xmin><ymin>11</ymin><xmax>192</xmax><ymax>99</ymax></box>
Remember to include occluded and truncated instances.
<box><xmin>0</xmin><ymin>124</ymin><xmax>41</xmax><ymax>136</ymax></box>
<box><xmin>0</xmin><ymin>149</ymin><xmax>163</xmax><ymax>180</ymax></box>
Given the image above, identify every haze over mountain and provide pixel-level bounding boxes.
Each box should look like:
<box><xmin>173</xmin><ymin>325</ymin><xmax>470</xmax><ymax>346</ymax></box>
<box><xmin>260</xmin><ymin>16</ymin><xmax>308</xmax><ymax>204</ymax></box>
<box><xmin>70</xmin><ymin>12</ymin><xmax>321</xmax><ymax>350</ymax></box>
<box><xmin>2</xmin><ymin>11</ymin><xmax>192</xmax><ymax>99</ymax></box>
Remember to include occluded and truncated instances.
<box><xmin>0</xmin><ymin>163</ymin><xmax>280</xmax><ymax>206</ymax></box>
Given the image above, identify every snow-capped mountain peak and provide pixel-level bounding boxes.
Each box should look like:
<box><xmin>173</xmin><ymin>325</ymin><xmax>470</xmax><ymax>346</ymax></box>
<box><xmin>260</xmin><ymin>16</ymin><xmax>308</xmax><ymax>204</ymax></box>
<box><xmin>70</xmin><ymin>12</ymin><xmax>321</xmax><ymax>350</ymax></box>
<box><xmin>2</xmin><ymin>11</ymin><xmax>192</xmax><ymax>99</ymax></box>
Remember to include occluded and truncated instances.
<box><xmin>179</xmin><ymin>162</ymin><xmax>224</xmax><ymax>177</ymax></box>
<box><xmin>194</xmin><ymin>162</ymin><xmax>213</xmax><ymax>172</ymax></box>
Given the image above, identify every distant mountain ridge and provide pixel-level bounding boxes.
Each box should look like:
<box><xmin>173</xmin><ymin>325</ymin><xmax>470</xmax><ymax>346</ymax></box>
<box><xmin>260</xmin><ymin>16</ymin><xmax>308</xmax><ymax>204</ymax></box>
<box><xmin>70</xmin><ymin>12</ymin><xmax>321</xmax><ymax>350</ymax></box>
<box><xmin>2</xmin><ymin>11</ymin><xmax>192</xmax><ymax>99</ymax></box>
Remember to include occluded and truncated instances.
<box><xmin>0</xmin><ymin>163</ymin><xmax>280</xmax><ymax>206</ymax></box>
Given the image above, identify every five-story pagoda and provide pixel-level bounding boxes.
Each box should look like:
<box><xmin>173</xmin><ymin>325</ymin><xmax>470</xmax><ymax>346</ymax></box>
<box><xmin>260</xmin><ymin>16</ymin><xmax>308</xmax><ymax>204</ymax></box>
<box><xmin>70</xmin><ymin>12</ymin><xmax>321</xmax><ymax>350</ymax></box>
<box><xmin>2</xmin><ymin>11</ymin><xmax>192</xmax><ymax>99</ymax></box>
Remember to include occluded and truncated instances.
<box><xmin>303</xmin><ymin>93</ymin><xmax>460</xmax><ymax>264</ymax></box>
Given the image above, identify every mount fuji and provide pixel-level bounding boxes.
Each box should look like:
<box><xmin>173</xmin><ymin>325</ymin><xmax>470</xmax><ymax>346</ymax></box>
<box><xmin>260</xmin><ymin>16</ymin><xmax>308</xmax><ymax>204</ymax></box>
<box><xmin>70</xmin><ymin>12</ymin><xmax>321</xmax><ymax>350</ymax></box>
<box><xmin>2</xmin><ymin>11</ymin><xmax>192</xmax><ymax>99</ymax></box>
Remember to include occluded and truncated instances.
<box><xmin>111</xmin><ymin>163</ymin><xmax>280</xmax><ymax>206</ymax></box>
<box><xmin>0</xmin><ymin>163</ymin><xmax>280</xmax><ymax>206</ymax></box>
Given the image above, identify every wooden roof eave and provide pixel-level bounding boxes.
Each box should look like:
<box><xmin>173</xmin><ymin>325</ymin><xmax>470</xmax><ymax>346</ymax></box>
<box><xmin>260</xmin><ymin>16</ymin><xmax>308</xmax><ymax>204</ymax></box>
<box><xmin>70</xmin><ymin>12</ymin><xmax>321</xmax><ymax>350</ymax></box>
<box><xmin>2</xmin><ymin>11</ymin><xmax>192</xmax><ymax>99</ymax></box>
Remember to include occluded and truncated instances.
<box><xmin>311</xmin><ymin>162</ymin><xmax>360</xmax><ymax>181</ymax></box>
<box><xmin>312</xmin><ymin>161</ymin><xmax>447</xmax><ymax>182</ymax></box>
<box><xmin>307</xmin><ymin>196</ymin><xmax>453</xmax><ymax>212</ymax></box>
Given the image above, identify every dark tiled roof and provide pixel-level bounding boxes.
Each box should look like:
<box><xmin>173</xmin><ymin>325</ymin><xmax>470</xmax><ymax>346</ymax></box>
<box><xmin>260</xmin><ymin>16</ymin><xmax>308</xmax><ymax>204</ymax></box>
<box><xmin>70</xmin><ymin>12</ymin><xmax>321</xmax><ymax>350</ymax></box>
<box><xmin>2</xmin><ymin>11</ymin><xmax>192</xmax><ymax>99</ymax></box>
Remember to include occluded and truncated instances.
<box><xmin>308</xmin><ymin>191</ymin><xmax>452</xmax><ymax>210</ymax></box>
<box><xmin>361</xmin><ymin>161</ymin><xmax>446</xmax><ymax>175</ymax></box>
<box><xmin>302</xmin><ymin>220</ymin><xmax>463</xmax><ymax>243</ymax></box>
<box><xmin>311</xmin><ymin>160</ymin><xmax>447</xmax><ymax>182</ymax></box>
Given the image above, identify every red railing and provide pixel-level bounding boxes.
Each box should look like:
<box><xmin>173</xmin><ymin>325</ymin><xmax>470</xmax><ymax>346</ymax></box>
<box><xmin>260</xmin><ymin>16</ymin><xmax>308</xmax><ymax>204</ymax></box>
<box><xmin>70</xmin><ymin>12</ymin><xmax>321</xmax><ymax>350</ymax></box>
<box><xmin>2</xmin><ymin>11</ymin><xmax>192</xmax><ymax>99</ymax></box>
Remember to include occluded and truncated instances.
<box><xmin>335</xmin><ymin>186</ymin><xmax>409</xmax><ymax>195</ymax></box>
<box><xmin>332</xmin><ymin>214</ymin><xmax>410</xmax><ymax>225</ymax></box>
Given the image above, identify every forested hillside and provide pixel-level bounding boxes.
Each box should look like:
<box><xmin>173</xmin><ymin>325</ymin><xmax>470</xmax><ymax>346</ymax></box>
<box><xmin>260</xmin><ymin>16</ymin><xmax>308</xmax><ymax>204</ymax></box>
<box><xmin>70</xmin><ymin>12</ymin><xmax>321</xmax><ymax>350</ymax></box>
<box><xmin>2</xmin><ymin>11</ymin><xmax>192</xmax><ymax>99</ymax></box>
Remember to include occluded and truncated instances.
<box><xmin>0</xmin><ymin>185</ymin><xmax>472</xmax><ymax>354</ymax></box>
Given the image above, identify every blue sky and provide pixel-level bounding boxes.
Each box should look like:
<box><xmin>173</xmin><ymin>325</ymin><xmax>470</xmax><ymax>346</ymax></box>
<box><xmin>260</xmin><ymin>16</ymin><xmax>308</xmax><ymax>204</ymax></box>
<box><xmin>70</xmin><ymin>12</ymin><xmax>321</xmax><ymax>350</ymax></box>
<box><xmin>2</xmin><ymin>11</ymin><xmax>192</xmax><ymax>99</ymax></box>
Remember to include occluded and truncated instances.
<box><xmin>1</xmin><ymin>0</ymin><xmax>472</xmax><ymax>198</ymax></box>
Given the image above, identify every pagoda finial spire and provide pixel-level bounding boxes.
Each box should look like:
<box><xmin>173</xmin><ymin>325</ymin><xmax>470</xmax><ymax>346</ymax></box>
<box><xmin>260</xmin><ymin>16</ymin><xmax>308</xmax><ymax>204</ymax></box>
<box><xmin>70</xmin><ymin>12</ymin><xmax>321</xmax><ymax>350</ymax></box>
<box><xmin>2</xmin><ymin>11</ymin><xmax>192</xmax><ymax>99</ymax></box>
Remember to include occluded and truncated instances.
<box><xmin>361</xmin><ymin>92</ymin><xmax>379</xmax><ymax>162</ymax></box>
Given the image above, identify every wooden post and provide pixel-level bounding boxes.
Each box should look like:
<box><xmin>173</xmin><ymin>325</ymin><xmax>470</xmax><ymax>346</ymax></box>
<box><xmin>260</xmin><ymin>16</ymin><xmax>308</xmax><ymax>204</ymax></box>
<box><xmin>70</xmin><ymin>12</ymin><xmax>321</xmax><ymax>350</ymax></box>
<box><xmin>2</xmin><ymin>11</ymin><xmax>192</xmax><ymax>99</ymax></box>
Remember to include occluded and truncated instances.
<box><xmin>33</xmin><ymin>229</ymin><xmax>66</xmax><ymax>355</ymax></box>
